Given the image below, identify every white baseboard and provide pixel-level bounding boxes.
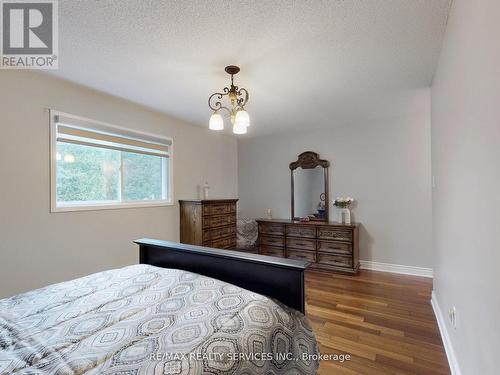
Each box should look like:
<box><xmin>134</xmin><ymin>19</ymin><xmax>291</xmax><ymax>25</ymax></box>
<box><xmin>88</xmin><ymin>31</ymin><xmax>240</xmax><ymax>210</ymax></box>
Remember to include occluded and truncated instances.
<box><xmin>431</xmin><ymin>291</ymin><xmax>462</xmax><ymax>375</ymax></box>
<box><xmin>359</xmin><ymin>260</ymin><xmax>433</xmax><ymax>278</ymax></box>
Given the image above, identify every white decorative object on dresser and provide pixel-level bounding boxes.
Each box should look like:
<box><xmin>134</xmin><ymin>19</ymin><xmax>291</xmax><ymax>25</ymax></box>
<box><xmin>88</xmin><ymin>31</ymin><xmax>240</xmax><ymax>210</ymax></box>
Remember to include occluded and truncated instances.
<box><xmin>333</xmin><ymin>197</ymin><xmax>354</xmax><ymax>224</ymax></box>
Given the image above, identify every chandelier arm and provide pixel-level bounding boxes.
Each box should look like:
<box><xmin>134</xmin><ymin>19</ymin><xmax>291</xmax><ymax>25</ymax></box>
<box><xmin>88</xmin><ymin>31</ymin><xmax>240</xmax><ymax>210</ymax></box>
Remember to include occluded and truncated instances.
<box><xmin>208</xmin><ymin>91</ymin><xmax>229</xmax><ymax>111</ymax></box>
<box><xmin>236</xmin><ymin>87</ymin><xmax>249</xmax><ymax>107</ymax></box>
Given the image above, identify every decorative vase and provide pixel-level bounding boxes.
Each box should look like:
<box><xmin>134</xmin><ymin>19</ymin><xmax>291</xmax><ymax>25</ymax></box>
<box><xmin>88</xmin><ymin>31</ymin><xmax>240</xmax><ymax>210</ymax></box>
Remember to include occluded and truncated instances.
<box><xmin>202</xmin><ymin>182</ymin><xmax>210</xmax><ymax>199</ymax></box>
<box><xmin>338</xmin><ymin>207</ymin><xmax>351</xmax><ymax>224</ymax></box>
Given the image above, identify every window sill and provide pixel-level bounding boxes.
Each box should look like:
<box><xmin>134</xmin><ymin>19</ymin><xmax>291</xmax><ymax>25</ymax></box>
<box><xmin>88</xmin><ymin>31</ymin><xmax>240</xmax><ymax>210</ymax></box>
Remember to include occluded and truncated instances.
<box><xmin>51</xmin><ymin>200</ymin><xmax>174</xmax><ymax>213</ymax></box>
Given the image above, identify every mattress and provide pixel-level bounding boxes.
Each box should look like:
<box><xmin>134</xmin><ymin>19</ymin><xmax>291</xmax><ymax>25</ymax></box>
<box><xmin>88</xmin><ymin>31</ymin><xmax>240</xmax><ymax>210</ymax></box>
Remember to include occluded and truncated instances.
<box><xmin>0</xmin><ymin>264</ymin><xmax>319</xmax><ymax>374</ymax></box>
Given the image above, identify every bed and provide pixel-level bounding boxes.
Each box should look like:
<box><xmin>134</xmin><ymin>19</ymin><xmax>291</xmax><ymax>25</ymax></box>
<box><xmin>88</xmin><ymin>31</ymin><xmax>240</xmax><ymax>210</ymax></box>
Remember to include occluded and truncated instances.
<box><xmin>0</xmin><ymin>239</ymin><xmax>319</xmax><ymax>374</ymax></box>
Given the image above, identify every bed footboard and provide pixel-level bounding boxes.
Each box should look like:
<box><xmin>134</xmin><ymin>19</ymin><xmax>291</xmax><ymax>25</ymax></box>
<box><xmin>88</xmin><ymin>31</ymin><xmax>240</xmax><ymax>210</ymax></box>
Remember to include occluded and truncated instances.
<box><xmin>134</xmin><ymin>239</ymin><xmax>310</xmax><ymax>313</ymax></box>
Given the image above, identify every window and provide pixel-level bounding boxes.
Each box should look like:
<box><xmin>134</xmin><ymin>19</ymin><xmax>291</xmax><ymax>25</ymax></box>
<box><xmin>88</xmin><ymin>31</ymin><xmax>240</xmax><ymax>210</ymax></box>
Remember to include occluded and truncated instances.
<box><xmin>50</xmin><ymin>111</ymin><xmax>172</xmax><ymax>212</ymax></box>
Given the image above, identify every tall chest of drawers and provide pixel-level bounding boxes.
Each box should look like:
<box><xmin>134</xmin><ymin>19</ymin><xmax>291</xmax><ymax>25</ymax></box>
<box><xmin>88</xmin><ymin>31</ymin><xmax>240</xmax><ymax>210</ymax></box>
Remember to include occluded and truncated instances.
<box><xmin>256</xmin><ymin>219</ymin><xmax>360</xmax><ymax>274</ymax></box>
<box><xmin>179</xmin><ymin>199</ymin><xmax>238</xmax><ymax>249</ymax></box>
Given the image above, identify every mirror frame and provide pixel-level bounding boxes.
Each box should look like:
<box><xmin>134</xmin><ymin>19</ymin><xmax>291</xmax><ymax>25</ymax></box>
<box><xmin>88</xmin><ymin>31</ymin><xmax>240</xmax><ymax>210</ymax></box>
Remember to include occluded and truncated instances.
<box><xmin>290</xmin><ymin>151</ymin><xmax>330</xmax><ymax>221</ymax></box>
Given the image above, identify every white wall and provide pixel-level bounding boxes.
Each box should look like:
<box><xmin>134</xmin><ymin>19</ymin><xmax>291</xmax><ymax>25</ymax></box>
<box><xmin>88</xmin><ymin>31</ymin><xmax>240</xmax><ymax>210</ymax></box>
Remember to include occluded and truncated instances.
<box><xmin>431</xmin><ymin>1</ymin><xmax>500</xmax><ymax>374</ymax></box>
<box><xmin>0</xmin><ymin>71</ymin><xmax>237</xmax><ymax>298</ymax></box>
<box><xmin>238</xmin><ymin>88</ymin><xmax>433</xmax><ymax>268</ymax></box>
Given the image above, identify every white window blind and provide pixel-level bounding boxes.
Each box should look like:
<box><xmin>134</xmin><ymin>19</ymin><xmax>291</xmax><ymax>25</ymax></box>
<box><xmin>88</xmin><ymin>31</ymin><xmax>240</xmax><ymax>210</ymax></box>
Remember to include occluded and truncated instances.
<box><xmin>55</xmin><ymin>115</ymin><xmax>171</xmax><ymax>158</ymax></box>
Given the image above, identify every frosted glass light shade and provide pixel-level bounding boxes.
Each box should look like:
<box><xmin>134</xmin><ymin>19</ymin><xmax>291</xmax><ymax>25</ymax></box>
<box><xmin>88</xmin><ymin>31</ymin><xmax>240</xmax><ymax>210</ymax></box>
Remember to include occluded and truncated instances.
<box><xmin>209</xmin><ymin>112</ymin><xmax>224</xmax><ymax>130</ymax></box>
<box><xmin>233</xmin><ymin>123</ymin><xmax>247</xmax><ymax>134</ymax></box>
<box><xmin>234</xmin><ymin>109</ymin><xmax>250</xmax><ymax>127</ymax></box>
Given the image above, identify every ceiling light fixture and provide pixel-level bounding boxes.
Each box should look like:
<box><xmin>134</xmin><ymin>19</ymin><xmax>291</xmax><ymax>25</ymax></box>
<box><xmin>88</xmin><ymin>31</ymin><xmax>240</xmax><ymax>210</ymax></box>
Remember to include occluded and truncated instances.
<box><xmin>208</xmin><ymin>65</ymin><xmax>250</xmax><ymax>134</ymax></box>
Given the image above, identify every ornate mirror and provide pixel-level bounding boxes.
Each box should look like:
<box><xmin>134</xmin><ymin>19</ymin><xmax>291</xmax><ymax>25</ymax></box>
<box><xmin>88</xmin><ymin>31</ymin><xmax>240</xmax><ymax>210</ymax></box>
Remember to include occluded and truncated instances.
<box><xmin>290</xmin><ymin>151</ymin><xmax>330</xmax><ymax>221</ymax></box>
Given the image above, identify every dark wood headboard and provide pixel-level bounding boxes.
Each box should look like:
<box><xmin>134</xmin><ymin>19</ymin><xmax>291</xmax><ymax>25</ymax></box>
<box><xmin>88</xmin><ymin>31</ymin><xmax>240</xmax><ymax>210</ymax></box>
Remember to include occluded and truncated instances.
<box><xmin>135</xmin><ymin>239</ymin><xmax>310</xmax><ymax>313</ymax></box>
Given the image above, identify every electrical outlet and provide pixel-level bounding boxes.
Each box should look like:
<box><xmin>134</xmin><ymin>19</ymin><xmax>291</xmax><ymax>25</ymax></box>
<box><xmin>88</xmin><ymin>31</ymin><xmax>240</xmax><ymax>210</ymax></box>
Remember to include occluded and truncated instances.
<box><xmin>448</xmin><ymin>306</ymin><xmax>457</xmax><ymax>329</ymax></box>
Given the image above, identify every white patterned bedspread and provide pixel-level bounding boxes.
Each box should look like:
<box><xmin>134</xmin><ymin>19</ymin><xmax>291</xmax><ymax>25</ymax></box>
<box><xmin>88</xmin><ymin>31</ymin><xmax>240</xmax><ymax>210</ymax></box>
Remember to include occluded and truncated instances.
<box><xmin>0</xmin><ymin>264</ymin><xmax>319</xmax><ymax>374</ymax></box>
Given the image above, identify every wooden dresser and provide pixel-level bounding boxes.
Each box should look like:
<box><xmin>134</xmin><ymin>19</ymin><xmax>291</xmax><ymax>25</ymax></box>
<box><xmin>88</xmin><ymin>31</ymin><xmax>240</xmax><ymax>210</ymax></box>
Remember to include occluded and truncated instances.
<box><xmin>256</xmin><ymin>219</ymin><xmax>360</xmax><ymax>274</ymax></box>
<box><xmin>179</xmin><ymin>199</ymin><xmax>238</xmax><ymax>249</ymax></box>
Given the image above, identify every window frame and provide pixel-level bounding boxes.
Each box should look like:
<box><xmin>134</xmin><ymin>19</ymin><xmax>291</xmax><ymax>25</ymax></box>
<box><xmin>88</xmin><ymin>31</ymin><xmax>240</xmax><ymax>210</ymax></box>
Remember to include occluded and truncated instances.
<box><xmin>50</xmin><ymin>110</ymin><xmax>174</xmax><ymax>213</ymax></box>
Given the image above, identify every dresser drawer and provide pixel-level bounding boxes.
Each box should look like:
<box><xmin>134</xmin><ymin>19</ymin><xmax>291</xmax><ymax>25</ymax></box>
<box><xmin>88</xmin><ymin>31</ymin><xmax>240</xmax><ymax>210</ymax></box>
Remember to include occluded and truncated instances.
<box><xmin>286</xmin><ymin>237</ymin><xmax>316</xmax><ymax>251</ymax></box>
<box><xmin>203</xmin><ymin>203</ymin><xmax>236</xmax><ymax>216</ymax></box>
<box><xmin>317</xmin><ymin>227</ymin><xmax>353</xmax><ymax>242</ymax></box>
<box><xmin>286</xmin><ymin>225</ymin><xmax>316</xmax><ymax>238</ymax></box>
<box><xmin>260</xmin><ymin>246</ymin><xmax>285</xmax><ymax>258</ymax></box>
<box><xmin>260</xmin><ymin>235</ymin><xmax>285</xmax><ymax>247</ymax></box>
<box><xmin>203</xmin><ymin>214</ymin><xmax>236</xmax><ymax>229</ymax></box>
<box><xmin>317</xmin><ymin>241</ymin><xmax>352</xmax><ymax>255</ymax></box>
<box><xmin>287</xmin><ymin>249</ymin><xmax>316</xmax><ymax>262</ymax></box>
<box><xmin>203</xmin><ymin>225</ymin><xmax>236</xmax><ymax>241</ymax></box>
<box><xmin>211</xmin><ymin>236</ymin><xmax>236</xmax><ymax>249</ymax></box>
<box><xmin>259</xmin><ymin>223</ymin><xmax>285</xmax><ymax>236</ymax></box>
<box><xmin>317</xmin><ymin>252</ymin><xmax>352</xmax><ymax>268</ymax></box>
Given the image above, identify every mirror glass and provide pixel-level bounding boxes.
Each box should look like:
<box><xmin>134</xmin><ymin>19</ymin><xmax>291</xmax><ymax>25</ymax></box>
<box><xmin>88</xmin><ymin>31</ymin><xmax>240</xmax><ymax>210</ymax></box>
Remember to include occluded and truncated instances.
<box><xmin>293</xmin><ymin>166</ymin><xmax>326</xmax><ymax>219</ymax></box>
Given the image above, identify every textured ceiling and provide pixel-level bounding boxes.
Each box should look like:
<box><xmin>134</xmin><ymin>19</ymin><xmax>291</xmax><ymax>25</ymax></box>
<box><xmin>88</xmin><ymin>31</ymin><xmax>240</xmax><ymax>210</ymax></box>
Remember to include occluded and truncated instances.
<box><xmin>48</xmin><ymin>0</ymin><xmax>452</xmax><ymax>137</ymax></box>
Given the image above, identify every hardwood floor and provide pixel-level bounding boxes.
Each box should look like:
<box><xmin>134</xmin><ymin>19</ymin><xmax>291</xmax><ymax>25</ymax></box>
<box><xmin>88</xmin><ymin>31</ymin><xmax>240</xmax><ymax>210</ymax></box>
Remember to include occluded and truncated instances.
<box><xmin>305</xmin><ymin>269</ymin><xmax>451</xmax><ymax>375</ymax></box>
